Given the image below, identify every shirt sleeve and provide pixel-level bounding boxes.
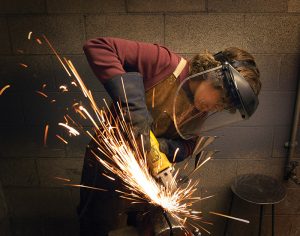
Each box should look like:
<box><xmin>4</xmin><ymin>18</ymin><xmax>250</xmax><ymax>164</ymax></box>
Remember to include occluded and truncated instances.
<box><xmin>83</xmin><ymin>37</ymin><xmax>175</xmax><ymax>84</ymax></box>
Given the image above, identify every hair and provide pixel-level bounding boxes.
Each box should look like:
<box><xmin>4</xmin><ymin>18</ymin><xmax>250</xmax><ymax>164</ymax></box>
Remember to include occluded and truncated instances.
<box><xmin>189</xmin><ymin>48</ymin><xmax>261</xmax><ymax>96</ymax></box>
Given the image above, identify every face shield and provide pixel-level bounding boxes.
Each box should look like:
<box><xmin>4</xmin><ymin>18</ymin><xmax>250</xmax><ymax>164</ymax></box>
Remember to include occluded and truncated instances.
<box><xmin>173</xmin><ymin>63</ymin><xmax>259</xmax><ymax>140</ymax></box>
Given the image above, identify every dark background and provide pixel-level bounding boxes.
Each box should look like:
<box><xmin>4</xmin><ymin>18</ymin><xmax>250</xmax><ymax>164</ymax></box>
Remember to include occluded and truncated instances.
<box><xmin>0</xmin><ymin>0</ymin><xmax>299</xmax><ymax>235</ymax></box>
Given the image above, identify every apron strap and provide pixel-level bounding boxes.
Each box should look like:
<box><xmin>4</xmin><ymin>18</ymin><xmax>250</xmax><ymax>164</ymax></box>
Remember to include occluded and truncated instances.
<box><xmin>173</xmin><ymin>57</ymin><xmax>187</xmax><ymax>79</ymax></box>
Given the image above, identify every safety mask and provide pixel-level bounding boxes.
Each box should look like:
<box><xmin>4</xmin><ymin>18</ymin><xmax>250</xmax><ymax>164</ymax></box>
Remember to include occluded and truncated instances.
<box><xmin>173</xmin><ymin>63</ymin><xmax>259</xmax><ymax>140</ymax></box>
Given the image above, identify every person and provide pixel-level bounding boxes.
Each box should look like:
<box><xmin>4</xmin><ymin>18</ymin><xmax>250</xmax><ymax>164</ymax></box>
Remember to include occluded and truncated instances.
<box><xmin>78</xmin><ymin>37</ymin><xmax>261</xmax><ymax>236</ymax></box>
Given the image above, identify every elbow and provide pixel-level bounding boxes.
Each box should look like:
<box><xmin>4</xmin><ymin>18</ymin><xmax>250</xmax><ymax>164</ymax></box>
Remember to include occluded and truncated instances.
<box><xmin>82</xmin><ymin>39</ymin><xmax>95</xmax><ymax>55</ymax></box>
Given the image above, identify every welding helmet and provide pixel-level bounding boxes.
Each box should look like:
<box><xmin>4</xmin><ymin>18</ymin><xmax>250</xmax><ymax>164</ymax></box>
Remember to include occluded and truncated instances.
<box><xmin>173</xmin><ymin>55</ymin><xmax>259</xmax><ymax>140</ymax></box>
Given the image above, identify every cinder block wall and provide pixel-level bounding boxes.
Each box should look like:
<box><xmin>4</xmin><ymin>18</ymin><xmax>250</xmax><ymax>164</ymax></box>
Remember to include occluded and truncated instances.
<box><xmin>0</xmin><ymin>0</ymin><xmax>299</xmax><ymax>235</ymax></box>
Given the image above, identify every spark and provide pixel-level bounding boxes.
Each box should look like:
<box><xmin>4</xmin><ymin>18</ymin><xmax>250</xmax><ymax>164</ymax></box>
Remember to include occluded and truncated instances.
<box><xmin>42</xmin><ymin>83</ymin><xmax>47</xmax><ymax>89</ymax></box>
<box><xmin>173</xmin><ymin>147</ymin><xmax>180</xmax><ymax>163</ymax></box>
<box><xmin>42</xmin><ymin>34</ymin><xmax>72</xmax><ymax>77</ymax></box>
<box><xmin>71</xmin><ymin>81</ymin><xmax>77</xmax><ymax>87</ymax></box>
<box><xmin>58</xmin><ymin>123</ymin><xmax>80</xmax><ymax>136</ymax></box>
<box><xmin>102</xmin><ymin>173</ymin><xmax>116</xmax><ymax>181</ymax></box>
<box><xmin>64</xmin><ymin>184</ymin><xmax>107</xmax><ymax>192</ymax></box>
<box><xmin>44</xmin><ymin>124</ymin><xmax>49</xmax><ymax>146</ymax></box>
<box><xmin>28</xmin><ymin>31</ymin><xmax>32</xmax><ymax>40</ymax></box>
<box><xmin>0</xmin><ymin>85</ymin><xmax>10</xmax><ymax>96</ymax></box>
<box><xmin>209</xmin><ymin>212</ymin><xmax>250</xmax><ymax>224</ymax></box>
<box><xmin>54</xmin><ymin>176</ymin><xmax>71</xmax><ymax>182</ymax></box>
<box><xmin>50</xmin><ymin>99</ymin><xmax>56</xmax><ymax>103</ymax></box>
<box><xmin>19</xmin><ymin>63</ymin><xmax>28</xmax><ymax>68</ymax></box>
<box><xmin>36</xmin><ymin>91</ymin><xmax>48</xmax><ymax>98</ymax></box>
<box><xmin>55</xmin><ymin>134</ymin><xmax>68</xmax><ymax>144</ymax></box>
<box><xmin>36</xmin><ymin>38</ymin><xmax>42</xmax><ymax>45</ymax></box>
<box><xmin>59</xmin><ymin>85</ymin><xmax>68</xmax><ymax>92</ymax></box>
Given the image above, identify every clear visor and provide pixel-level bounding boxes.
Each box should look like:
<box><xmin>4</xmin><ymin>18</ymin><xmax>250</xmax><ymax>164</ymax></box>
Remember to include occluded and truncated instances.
<box><xmin>173</xmin><ymin>66</ymin><xmax>244</xmax><ymax>140</ymax></box>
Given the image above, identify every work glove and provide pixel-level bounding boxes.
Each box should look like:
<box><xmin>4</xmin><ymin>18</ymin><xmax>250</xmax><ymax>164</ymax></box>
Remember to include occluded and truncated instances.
<box><xmin>103</xmin><ymin>72</ymin><xmax>153</xmax><ymax>151</ymax></box>
<box><xmin>157</xmin><ymin>138</ymin><xmax>195</xmax><ymax>163</ymax></box>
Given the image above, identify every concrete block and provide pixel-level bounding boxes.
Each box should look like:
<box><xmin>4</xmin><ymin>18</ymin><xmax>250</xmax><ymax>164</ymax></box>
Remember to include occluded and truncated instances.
<box><xmin>0</xmin><ymin>218</ymin><xmax>11</xmax><ymax>236</ymax></box>
<box><xmin>22</xmin><ymin>92</ymin><xmax>66</xmax><ymax>125</ymax></box>
<box><xmin>288</xmin><ymin>0</ymin><xmax>300</xmax><ymax>12</ymax></box>
<box><xmin>253</xmin><ymin>54</ymin><xmax>281</xmax><ymax>91</ymax></box>
<box><xmin>206</xmin><ymin>126</ymin><xmax>273</xmax><ymax>159</ymax></box>
<box><xmin>272</xmin><ymin>126</ymin><xmax>300</xmax><ymax>158</ymax></box>
<box><xmin>291</xmin><ymin>216</ymin><xmax>300</xmax><ymax>236</ymax></box>
<box><xmin>0</xmin><ymin>126</ymin><xmax>66</xmax><ymax>158</ymax></box>
<box><xmin>47</xmin><ymin>0</ymin><xmax>125</xmax><ymax>13</ymax></box>
<box><xmin>0</xmin><ymin>158</ymin><xmax>39</xmax><ymax>187</ymax></box>
<box><xmin>127</xmin><ymin>0</ymin><xmax>205</xmax><ymax>12</ymax></box>
<box><xmin>165</xmin><ymin>14</ymin><xmax>245</xmax><ymax>53</ymax></box>
<box><xmin>261</xmin><ymin>215</ymin><xmax>294</xmax><ymax>236</ymax></box>
<box><xmin>276</xmin><ymin>187</ymin><xmax>300</xmax><ymax>215</ymax></box>
<box><xmin>0</xmin><ymin>0</ymin><xmax>46</xmax><ymax>14</ymax></box>
<box><xmin>193</xmin><ymin>159</ymin><xmax>237</xmax><ymax>188</ymax></box>
<box><xmin>0</xmin><ymin>18</ymin><xmax>11</xmax><ymax>54</ymax></box>
<box><xmin>237</xmin><ymin>159</ymin><xmax>285</xmax><ymax>180</ymax></box>
<box><xmin>65</xmin><ymin>134</ymin><xmax>90</xmax><ymax>157</ymax></box>
<box><xmin>244</xmin><ymin>15</ymin><xmax>300</xmax><ymax>53</ymax></box>
<box><xmin>10</xmin><ymin>218</ymin><xmax>44</xmax><ymax>236</ymax></box>
<box><xmin>208</xmin><ymin>0</ymin><xmax>287</xmax><ymax>13</ymax></box>
<box><xmin>0</xmin><ymin>182</ymin><xmax>8</xmax><ymax>220</ymax></box>
<box><xmin>4</xmin><ymin>187</ymin><xmax>75</xmax><ymax>218</ymax></box>
<box><xmin>0</xmin><ymin>92</ymin><xmax>24</xmax><ymax>125</ymax></box>
<box><xmin>198</xmin><ymin>188</ymin><xmax>233</xmax><ymax>235</ymax></box>
<box><xmin>8</xmin><ymin>15</ymin><xmax>85</xmax><ymax>54</ymax></box>
<box><xmin>226</xmin><ymin>215</ymin><xmax>259</xmax><ymax>236</ymax></box>
<box><xmin>279</xmin><ymin>54</ymin><xmax>300</xmax><ymax>91</ymax></box>
<box><xmin>52</xmin><ymin>54</ymin><xmax>106</xmax><ymax>92</ymax></box>
<box><xmin>237</xmin><ymin>91</ymin><xmax>296</xmax><ymax>126</ymax></box>
<box><xmin>85</xmin><ymin>15</ymin><xmax>164</xmax><ymax>44</ymax></box>
<box><xmin>44</xmin><ymin>218</ymin><xmax>79</xmax><ymax>236</ymax></box>
<box><xmin>83</xmin><ymin>0</ymin><xmax>126</xmax><ymax>13</ymax></box>
<box><xmin>0</xmin><ymin>55</ymin><xmax>56</xmax><ymax>92</ymax></box>
<box><xmin>37</xmin><ymin>158</ymin><xmax>83</xmax><ymax>187</ymax></box>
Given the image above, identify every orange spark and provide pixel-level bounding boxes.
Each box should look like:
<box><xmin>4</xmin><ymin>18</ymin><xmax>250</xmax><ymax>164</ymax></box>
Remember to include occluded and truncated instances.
<box><xmin>54</xmin><ymin>176</ymin><xmax>71</xmax><ymax>182</ymax></box>
<box><xmin>58</xmin><ymin>123</ymin><xmax>80</xmax><ymax>136</ymax></box>
<box><xmin>59</xmin><ymin>85</ymin><xmax>68</xmax><ymax>92</ymax></box>
<box><xmin>42</xmin><ymin>83</ymin><xmax>47</xmax><ymax>90</ymax></box>
<box><xmin>36</xmin><ymin>91</ymin><xmax>48</xmax><ymax>98</ymax></box>
<box><xmin>42</xmin><ymin>34</ymin><xmax>71</xmax><ymax>77</ymax></box>
<box><xmin>102</xmin><ymin>173</ymin><xmax>115</xmax><ymax>181</ymax></box>
<box><xmin>44</xmin><ymin>124</ymin><xmax>49</xmax><ymax>146</ymax></box>
<box><xmin>71</xmin><ymin>81</ymin><xmax>77</xmax><ymax>87</ymax></box>
<box><xmin>64</xmin><ymin>184</ymin><xmax>107</xmax><ymax>192</ymax></box>
<box><xmin>0</xmin><ymin>85</ymin><xmax>10</xmax><ymax>96</ymax></box>
<box><xmin>19</xmin><ymin>63</ymin><xmax>28</xmax><ymax>68</ymax></box>
<box><xmin>50</xmin><ymin>99</ymin><xmax>56</xmax><ymax>103</ymax></box>
<box><xmin>28</xmin><ymin>31</ymin><xmax>32</xmax><ymax>40</ymax></box>
<box><xmin>55</xmin><ymin>134</ymin><xmax>68</xmax><ymax>144</ymax></box>
<box><xmin>209</xmin><ymin>212</ymin><xmax>250</xmax><ymax>224</ymax></box>
<box><xmin>36</xmin><ymin>38</ymin><xmax>42</xmax><ymax>45</ymax></box>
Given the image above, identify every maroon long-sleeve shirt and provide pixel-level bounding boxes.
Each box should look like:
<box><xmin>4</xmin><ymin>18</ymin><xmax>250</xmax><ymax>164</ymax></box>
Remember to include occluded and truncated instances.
<box><xmin>83</xmin><ymin>37</ymin><xmax>194</xmax><ymax>159</ymax></box>
<box><xmin>83</xmin><ymin>37</ymin><xmax>189</xmax><ymax>90</ymax></box>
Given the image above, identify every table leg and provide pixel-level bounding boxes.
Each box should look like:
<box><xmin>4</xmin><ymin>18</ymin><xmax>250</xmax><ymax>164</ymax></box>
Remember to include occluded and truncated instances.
<box><xmin>272</xmin><ymin>204</ymin><xmax>275</xmax><ymax>236</ymax></box>
<box><xmin>258</xmin><ymin>205</ymin><xmax>264</xmax><ymax>236</ymax></box>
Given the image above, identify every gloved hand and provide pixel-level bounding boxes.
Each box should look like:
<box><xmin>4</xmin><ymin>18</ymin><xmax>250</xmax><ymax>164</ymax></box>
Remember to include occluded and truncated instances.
<box><xmin>157</xmin><ymin>138</ymin><xmax>194</xmax><ymax>163</ymax></box>
<box><xmin>103</xmin><ymin>72</ymin><xmax>153</xmax><ymax>151</ymax></box>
